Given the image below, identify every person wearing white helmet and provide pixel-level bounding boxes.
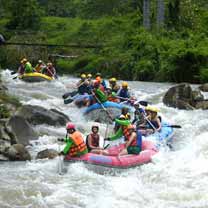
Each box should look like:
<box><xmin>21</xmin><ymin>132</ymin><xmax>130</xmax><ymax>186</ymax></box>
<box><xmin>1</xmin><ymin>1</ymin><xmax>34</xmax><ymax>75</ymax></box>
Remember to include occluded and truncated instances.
<box><xmin>35</xmin><ymin>60</ymin><xmax>46</xmax><ymax>73</ymax></box>
<box><xmin>58</xmin><ymin>122</ymin><xmax>88</xmax><ymax>156</ymax></box>
<box><xmin>86</xmin><ymin>125</ymin><xmax>103</xmax><ymax>153</ymax></box>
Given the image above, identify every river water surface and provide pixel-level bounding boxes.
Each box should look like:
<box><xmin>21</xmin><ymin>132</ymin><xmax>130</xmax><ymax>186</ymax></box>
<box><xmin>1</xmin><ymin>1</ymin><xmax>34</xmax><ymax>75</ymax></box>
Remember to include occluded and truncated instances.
<box><xmin>1</xmin><ymin>70</ymin><xmax>208</xmax><ymax>208</ymax></box>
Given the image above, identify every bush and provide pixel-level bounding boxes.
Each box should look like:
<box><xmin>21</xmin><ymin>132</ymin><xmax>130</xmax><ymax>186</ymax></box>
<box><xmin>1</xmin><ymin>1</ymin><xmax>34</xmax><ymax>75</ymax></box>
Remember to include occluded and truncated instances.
<box><xmin>200</xmin><ymin>68</ymin><xmax>208</xmax><ymax>83</ymax></box>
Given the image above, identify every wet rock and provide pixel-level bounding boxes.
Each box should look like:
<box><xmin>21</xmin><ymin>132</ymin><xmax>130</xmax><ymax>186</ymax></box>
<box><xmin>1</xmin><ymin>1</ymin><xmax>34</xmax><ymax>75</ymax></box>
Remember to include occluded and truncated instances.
<box><xmin>0</xmin><ymin>154</ymin><xmax>9</xmax><ymax>161</ymax></box>
<box><xmin>17</xmin><ymin>105</ymin><xmax>70</xmax><ymax>126</ymax></box>
<box><xmin>0</xmin><ymin>83</ymin><xmax>7</xmax><ymax>91</ymax></box>
<box><xmin>36</xmin><ymin>148</ymin><xmax>59</xmax><ymax>159</ymax></box>
<box><xmin>192</xmin><ymin>89</ymin><xmax>204</xmax><ymax>101</ymax></box>
<box><xmin>6</xmin><ymin>115</ymin><xmax>38</xmax><ymax>146</ymax></box>
<box><xmin>84</xmin><ymin>107</ymin><xmax>121</xmax><ymax>124</ymax></box>
<box><xmin>4</xmin><ymin>144</ymin><xmax>31</xmax><ymax>161</ymax></box>
<box><xmin>0</xmin><ymin>119</ymin><xmax>13</xmax><ymax>156</ymax></box>
<box><xmin>194</xmin><ymin>100</ymin><xmax>208</xmax><ymax>109</ymax></box>
<box><xmin>199</xmin><ymin>83</ymin><xmax>208</xmax><ymax>92</ymax></box>
<box><xmin>163</xmin><ymin>83</ymin><xmax>208</xmax><ymax>110</ymax></box>
<box><xmin>163</xmin><ymin>83</ymin><xmax>194</xmax><ymax>109</ymax></box>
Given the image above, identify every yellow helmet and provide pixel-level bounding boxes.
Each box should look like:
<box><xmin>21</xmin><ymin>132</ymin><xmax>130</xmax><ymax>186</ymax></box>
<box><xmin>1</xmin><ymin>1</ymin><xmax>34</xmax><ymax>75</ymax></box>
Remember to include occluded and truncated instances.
<box><xmin>81</xmin><ymin>74</ymin><xmax>86</xmax><ymax>79</ymax></box>
<box><xmin>145</xmin><ymin>106</ymin><xmax>159</xmax><ymax>113</ymax></box>
<box><xmin>22</xmin><ymin>58</ymin><xmax>27</xmax><ymax>63</ymax></box>
<box><xmin>109</xmin><ymin>77</ymin><xmax>117</xmax><ymax>82</ymax></box>
<box><xmin>122</xmin><ymin>81</ymin><xmax>128</xmax><ymax>87</ymax></box>
<box><xmin>87</xmin><ymin>73</ymin><xmax>92</xmax><ymax>78</ymax></box>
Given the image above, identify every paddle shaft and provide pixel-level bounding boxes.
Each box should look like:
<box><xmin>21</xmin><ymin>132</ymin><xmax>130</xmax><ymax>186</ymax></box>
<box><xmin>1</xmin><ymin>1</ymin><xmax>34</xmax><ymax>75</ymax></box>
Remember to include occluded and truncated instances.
<box><xmin>92</xmin><ymin>91</ymin><xmax>114</xmax><ymax>122</ymax></box>
<box><xmin>63</xmin><ymin>81</ymin><xmax>86</xmax><ymax>99</ymax></box>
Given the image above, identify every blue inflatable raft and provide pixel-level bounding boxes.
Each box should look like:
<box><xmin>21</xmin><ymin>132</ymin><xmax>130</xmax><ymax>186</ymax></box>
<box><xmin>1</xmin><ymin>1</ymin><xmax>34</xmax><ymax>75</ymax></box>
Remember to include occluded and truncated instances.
<box><xmin>144</xmin><ymin>122</ymin><xmax>174</xmax><ymax>148</ymax></box>
<box><xmin>83</xmin><ymin>101</ymin><xmax>130</xmax><ymax>114</ymax></box>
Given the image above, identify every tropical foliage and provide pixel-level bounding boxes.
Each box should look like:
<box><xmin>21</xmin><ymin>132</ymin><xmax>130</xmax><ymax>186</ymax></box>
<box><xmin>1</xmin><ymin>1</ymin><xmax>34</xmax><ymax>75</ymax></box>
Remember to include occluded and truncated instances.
<box><xmin>0</xmin><ymin>0</ymin><xmax>208</xmax><ymax>83</ymax></box>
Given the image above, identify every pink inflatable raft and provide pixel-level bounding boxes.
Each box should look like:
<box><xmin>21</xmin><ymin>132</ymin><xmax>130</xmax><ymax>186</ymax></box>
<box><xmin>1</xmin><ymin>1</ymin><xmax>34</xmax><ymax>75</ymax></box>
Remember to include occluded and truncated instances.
<box><xmin>64</xmin><ymin>140</ymin><xmax>158</xmax><ymax>168</ymax></box>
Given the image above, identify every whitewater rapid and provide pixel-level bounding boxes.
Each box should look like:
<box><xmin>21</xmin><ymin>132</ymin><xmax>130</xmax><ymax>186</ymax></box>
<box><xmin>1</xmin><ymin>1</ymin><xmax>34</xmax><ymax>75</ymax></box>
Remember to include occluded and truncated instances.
<box><xmin>0</xmin><ymin>70</ymin><xmax>208</xmax><ymax>208</ymax></box>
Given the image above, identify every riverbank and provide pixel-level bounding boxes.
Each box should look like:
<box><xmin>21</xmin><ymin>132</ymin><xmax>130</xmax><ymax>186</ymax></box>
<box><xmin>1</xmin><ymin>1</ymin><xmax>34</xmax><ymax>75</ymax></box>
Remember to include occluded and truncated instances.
<box><xmin>1</xmin><ymin>10</ymin><xmax>208</xmax><ymax>83</ymax></box>
<box><xmin>0</xmin><ymin>74</ymin><xmax>69</xmax><ymax>161</ymax></box>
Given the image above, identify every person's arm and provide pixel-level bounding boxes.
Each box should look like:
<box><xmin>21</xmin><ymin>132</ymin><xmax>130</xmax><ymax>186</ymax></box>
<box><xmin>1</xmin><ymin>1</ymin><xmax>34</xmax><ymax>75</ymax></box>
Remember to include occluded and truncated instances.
<box><xmin>156</xmin><ymin>117</ymin><xmax>162</xmax><ymax>132</ymax></box>
<box><xmin>115</xmin><ymin>118</ymin><xmax>131</xmax><ymax>126</ymax></box>
<box><xmin>108</xmin><ymin>127</ymin><xmax>123</xmax><ymax>141</ymax></box>
<box><xmin>125</xmin><ymin>132</ymin><xmax>136</xmax><ymax>148</ymax></box>
<box><xmin>63</xmin><ymin>137</ymin><xmax>73</xmax><ymax>155</ymax></box>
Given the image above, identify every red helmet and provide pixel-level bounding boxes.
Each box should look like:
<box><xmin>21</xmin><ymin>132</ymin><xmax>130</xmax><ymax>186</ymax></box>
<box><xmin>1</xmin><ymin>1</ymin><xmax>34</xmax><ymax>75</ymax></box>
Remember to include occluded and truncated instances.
<box><xmin>66</xmin><ymin>122</ymin><xmax>75</xmax><ymax>130</ymax></box>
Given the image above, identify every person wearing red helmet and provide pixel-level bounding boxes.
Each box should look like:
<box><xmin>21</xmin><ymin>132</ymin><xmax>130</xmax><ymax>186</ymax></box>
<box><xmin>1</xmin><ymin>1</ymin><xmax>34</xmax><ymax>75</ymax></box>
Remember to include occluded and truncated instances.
<box><xmin>92</xmin><ymin>80</ymin><xmax>107</xmax><ymax>103</ymax></box>
<box><xmin>58</xmin><ymin>122</ymin><xmax>88</xmax><ymax>157</ymax></box>
<box><xmin>95</xmin><ymin>72</ymin><xmax>107</xmax><ymax>90</ymax></box>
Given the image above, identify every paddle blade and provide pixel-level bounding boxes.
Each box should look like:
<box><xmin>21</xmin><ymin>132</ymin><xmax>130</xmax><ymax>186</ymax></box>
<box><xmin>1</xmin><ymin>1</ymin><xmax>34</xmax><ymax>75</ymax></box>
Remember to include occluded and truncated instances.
<box><xmin>62</xmin><ymin>92</ymin><xmax>71</xmax><ymax>99</ymax></box>
<box><xmin>11</xmin><ymin>71</ymin><xmax>17</xmax><ymax>75</ymax></box>
<box><xmin>64</xmin><ymin>98</ymin><xmax>74</xmax><ymax>104</ymax></box>
<box><xmin>139</xmin><ymin>101</ymin><xmax>148</xmax><ymax>106</ymax></box>
<box><xmin>169</xmin><ymin>125</ymin><xmax>182</xmax><ymax>128</ymax></box>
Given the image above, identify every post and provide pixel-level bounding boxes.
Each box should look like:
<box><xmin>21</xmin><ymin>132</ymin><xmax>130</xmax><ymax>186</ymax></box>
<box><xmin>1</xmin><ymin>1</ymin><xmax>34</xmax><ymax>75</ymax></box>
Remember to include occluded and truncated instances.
<box><xmin>157</xmin><ymin>0</ymin><xmax>165</xmax><ymax>29</ymax></box>
<box><xmin>143</xmin><ymin>0</ymin><xmax>151</xmax><ymax>30</ymax></box>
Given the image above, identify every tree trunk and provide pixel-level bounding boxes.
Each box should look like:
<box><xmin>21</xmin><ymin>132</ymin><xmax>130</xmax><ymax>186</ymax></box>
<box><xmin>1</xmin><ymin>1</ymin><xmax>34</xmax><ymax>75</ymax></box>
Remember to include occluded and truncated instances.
<box><xmin>143</xmin><ymin>0</ymin><xmax>151</xmax><ymax>29</ymax></box>
<box><xmin>157</xmin><ymin>0</ymin><xmax>165</xmax><ymax>29</ymax></box>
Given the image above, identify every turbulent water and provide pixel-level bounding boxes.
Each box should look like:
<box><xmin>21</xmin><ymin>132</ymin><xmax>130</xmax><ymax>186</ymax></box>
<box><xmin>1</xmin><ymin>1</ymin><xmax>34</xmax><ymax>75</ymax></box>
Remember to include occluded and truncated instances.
<box><xmin>1</xmin><ymin>69</ymin><xmax>208</xmax><ymax>208</ymax></box>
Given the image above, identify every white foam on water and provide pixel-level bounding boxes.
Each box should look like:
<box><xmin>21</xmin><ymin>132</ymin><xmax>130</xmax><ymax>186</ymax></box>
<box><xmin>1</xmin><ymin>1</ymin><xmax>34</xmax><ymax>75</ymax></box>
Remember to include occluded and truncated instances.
<box><xmin>1</xmin><ymin>70</ymin><xmax>208</xmax><ymax>208</ymax></box>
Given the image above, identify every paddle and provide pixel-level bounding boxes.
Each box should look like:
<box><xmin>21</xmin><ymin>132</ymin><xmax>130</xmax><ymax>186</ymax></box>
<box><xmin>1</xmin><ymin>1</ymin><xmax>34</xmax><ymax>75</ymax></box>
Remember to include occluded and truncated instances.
<box><xmin>10</xmin><ymin>71</ymin><xmax>17</xmax><ymax>75</ymax></box>
<box><xmin>91</xmin><ymin>90</ymin><xmax>114</xmax><ymax>122</ymax></box>
<box><xmin>62</xmin><ymin>81</ymin><xmax>87</xmax><ymax>99</ymax></box>
<box><xmin>163</xmin><ymin>125</ymin><xmax>181</xmax><ymax>128</ymax></box>
<box><xmin>117</xmin><ymin>96</ymin><xmax>149</xmax><ymax>106</ymax></box>
<box><xmin>57</xmin><ymin>138</ymin><xmax>65</xmax><ymax>175</ymax></box>
<box><xmin>13</xmin><ymin>76</ymin><xmax>18</xmax><ymax>80</ymax></box>
<box><xmin>64</xmin><ymin>97</ymin><xmax>74</xmax><ymax>104</ymax></box>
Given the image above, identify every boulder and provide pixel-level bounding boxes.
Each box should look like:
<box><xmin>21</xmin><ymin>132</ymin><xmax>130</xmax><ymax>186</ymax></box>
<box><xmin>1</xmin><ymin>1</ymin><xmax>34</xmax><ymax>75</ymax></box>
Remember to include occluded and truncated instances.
<box><xmin>192</xmin><ymin>89</ymin><xmax>204</xmax><ymax>101</ymax></box>
<box><xmin>194</xmin><ymin>100</ymin><xmax>208</xmax><ymax>109</ymax></box>
<box><xmin>0</xmin><ymin>154</ymin><xmax>9</xmax><ymax>161</ymax></box>
<box><xmin>4</xmin><ymin>144</ymin><xmax>31</xmax><ymax>161</ymax></box>
<box><xmin>199</xmin><ymin>83</ymin><xmax>208</xmax><ymax>92</ymax></box>
<box><xmin>163</xmin><ymin>83</ymin><xmax>196</xmax><ymax>110</ymax></box>
<box><xmin>6</xmin><ymin>115</ymin><xmax>38</xmax><ymax>146</ymax></box>
<box><xmin>163</xmin><ymin>83</ymin><xmax>208</xmax><ymax>110</ymax></box>
<box><xmin>17</xmin><ymin>105</ymin><xmax>70</xmax><ymax>126</ymax></box>
<box><xmin>0</xmin><ymin>119</ymin><xmax>13</xmax><ymax>155</ymax></box>
<box><xmin>36</xmin><ymin>148</ymin><xmax>59</xmax><ymax>159</ymax></box>
<box><xmin>84</xmin><ymin>107</ymin><xmax>120</xmax><ymax>124</ymax></box>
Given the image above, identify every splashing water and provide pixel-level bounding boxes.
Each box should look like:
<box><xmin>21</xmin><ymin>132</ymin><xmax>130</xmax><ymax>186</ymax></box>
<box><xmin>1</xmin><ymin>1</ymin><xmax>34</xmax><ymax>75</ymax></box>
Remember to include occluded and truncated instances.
<box><xmin>0</xmin><ymin>70</ymin><xmax>208</xmax><ymax>208</ymax></box>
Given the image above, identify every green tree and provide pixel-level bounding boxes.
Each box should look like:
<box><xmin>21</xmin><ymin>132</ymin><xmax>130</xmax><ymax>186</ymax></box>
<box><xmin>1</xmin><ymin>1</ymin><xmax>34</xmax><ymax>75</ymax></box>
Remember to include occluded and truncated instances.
<box><xmin>7</xmin><ymin>0</ymin><xmax>42</xmax><ymax>30</ymax></box>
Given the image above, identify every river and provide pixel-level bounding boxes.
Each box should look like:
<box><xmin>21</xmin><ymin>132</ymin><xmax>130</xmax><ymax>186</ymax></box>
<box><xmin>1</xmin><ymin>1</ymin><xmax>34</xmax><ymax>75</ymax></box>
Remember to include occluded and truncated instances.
<box><xmin>0</xmin><ymin>70</ymin><xmax>208</xmax><ymax>208</ymax></box>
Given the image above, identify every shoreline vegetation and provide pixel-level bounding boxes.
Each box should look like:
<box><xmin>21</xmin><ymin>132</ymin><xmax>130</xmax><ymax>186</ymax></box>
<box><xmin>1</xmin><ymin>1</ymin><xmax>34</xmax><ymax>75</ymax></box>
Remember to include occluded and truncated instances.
<box><xmin>0</xmin><ymin>0</ymin><xmax>208</xmax><ymax>83</ymax></box>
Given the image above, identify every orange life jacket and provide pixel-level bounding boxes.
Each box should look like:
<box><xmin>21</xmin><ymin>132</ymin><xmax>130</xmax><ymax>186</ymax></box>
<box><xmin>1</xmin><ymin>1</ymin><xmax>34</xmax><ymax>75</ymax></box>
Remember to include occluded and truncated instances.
<box><xmin>69</xmin><ymin>131</ymin><xmax>87</xmax><ymax>156</ymax></box>
<box><xmin>107</xmin><ymin>96</ymin><xmax>119</xmax><ymax>102</ymax></box>
<box><xmin>122</xmin><ymin>126</ymin><xmax>137</xmax><ymax>146</ymax></box>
